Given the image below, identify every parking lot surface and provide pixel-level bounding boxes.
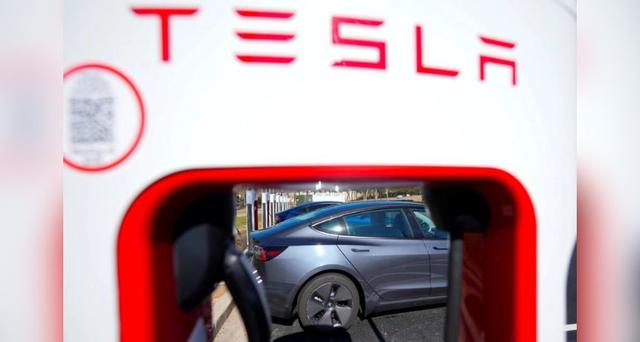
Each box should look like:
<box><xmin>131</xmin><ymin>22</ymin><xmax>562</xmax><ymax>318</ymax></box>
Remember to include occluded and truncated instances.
<box><xmin>270</xmin><ymin>305</ymin><xmax>445</xmax><ymax>342</ymax></box>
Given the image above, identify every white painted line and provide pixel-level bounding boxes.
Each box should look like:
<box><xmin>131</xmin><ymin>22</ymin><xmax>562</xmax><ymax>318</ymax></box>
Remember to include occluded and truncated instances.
<box><xmin>565</xmin><ymin>323</ymin><xmax>577</xmax><ymax>331</ymax></box>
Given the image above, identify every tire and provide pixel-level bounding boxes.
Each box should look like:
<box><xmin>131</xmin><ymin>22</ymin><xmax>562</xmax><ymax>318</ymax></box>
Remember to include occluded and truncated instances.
<box><xmin>297</xmin><ymin>273</ymin><xmax>360</xmax><ymax>330</ymax></box>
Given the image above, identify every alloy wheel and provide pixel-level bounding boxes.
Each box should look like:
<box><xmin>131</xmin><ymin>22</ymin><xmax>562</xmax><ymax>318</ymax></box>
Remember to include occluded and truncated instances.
<box><xmin>305</xmin><ymin>282</ymin><xmax>354</xmax><ymax>327</ymax></box>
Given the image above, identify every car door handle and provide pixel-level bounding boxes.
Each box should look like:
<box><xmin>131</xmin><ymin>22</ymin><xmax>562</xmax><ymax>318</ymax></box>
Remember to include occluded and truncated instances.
<box><xmin>351</xmin><ymin>248</ymin><xmax>370</xmax><ymax>252</ymax></box>
<box><xmin>433</xmin><ymin>246</ymin><xmax>448</xmax><ymax>250</ymax></box>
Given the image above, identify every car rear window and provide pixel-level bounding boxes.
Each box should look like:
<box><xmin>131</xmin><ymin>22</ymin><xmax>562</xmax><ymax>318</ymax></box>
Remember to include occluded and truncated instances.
<box><xmin>264</xmin><ymin>205</ymin><xmax>341</xmax><ymax>230</ymax></box>
<box><xmin>314</xmin><ymin>218</ymin><xmax>346</xmax><ymax>235</ymax></box>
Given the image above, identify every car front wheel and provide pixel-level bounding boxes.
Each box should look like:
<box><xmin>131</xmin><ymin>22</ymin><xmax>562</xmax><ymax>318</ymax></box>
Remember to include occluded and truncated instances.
<box><xmin>297</xmin><ymin>273</ymin><xmax>360</xmax><ymax>330</ymax></box>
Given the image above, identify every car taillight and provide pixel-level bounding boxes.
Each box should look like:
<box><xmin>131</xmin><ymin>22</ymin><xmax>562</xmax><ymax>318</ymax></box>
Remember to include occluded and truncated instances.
<box><xmin>254</xmin><ymin>245</ymin><xmax>287</xmax><ymax>262</ymax></box>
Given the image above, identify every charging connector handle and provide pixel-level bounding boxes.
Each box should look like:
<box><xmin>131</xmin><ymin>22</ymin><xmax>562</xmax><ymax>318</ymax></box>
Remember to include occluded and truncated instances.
<box><xmin>224</xmin><ymin>246</ymin><xmax>272</xmax><ymax>342</ymax></box>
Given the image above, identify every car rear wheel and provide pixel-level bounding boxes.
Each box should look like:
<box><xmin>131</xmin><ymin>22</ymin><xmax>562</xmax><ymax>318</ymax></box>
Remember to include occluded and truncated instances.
<box><xmin>297</xmin><ymin>273</ymin><xmax>360</xmax><ymax>330</ymax></box>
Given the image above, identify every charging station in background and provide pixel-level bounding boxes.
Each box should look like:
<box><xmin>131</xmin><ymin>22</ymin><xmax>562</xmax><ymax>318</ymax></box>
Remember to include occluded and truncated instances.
<box><xmin>64</xmin><ymin>1</ymin><xmax>576</xmax><ymax>341</ymax></box>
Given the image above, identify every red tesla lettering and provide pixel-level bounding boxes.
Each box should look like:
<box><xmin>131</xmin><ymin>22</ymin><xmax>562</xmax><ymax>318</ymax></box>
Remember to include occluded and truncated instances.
<box><xmin>131</xmin><ymin>7</ymin><xmax>198</xmax><ymax>63</ymax></box>
<box><xmin>479</xmin><ymin>36</ymin><xmax>517</xmax><ymax>86</ymax></box>
<box><xmin>235</xmin><ymin>8</ymin><xmax>297</xmax><ymax>64</ymax></box>
<box><xmin>415</xmin><ymin>25</ymin><xmax>459</xmax><ymax>77</ymax></box>
<box><xmin>235</xmin><ymin>9</ymin><xmax>294</xmax><ymax>19</ymax></box>
<box><xmin>332</xmin><ymin>16</ymin><xmax>386</xmax><ymax>70</ymax></box>
<box><xmin>236</xmin><ymin>33</ymin><xmax>295</xmax><ymax>41</ymax></box>
<box><xmin>236</xmin><ymin>56</ymin><xmax>296</xmax><ymax>64</ymax></box>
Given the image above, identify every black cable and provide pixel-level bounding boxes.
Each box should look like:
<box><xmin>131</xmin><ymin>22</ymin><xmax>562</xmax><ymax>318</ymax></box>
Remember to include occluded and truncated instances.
<box><xmin>424</xmin><ymin>186</ymin><xmax>489</xmax><ymax>342</ymax></box>
<box><xmin>224</xmin><ymin>246</ymin><xmax>272</xmax><ymax>342</ymax></box>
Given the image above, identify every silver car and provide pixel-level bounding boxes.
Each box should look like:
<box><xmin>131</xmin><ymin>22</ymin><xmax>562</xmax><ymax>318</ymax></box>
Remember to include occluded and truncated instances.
<box><xmin>249</xmin><ymin>201</ymin><xmax>449</xmax><ymax>330</ymax></box>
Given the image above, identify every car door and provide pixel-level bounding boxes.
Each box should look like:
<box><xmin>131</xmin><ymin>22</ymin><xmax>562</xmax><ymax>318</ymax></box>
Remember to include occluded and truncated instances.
<box><xmin>407</xmin><ymin>207</ymin><xmax>450</xmax><ymax>297</ymax></box>
<box><xmin>336</xmin><ymin>207</ymin><xmax>430</xmax><ymax>303</ymax></box>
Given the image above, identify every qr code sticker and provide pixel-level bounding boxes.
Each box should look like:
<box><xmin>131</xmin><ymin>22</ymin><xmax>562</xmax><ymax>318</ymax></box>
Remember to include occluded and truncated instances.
<box><xmin>69</xmin><ymin>74</ymin><xmax>115</xmax><ymax>145</ymax></box>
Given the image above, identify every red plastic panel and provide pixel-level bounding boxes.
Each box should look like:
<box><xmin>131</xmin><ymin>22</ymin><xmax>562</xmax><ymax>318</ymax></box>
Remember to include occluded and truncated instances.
<box><xmin>117</xmin><ymin>165</ymin><xmax>536</xmax><ymax>342</ymax></box>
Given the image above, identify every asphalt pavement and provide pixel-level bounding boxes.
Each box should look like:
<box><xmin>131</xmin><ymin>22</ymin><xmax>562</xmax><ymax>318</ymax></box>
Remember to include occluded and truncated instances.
<box><xmin>270</xmin><ymin>305</ymin><xmax>446</xmax><ymax>342</ymax></box>
<box><xmin>218</xmin><ymin>243</ymin><xmax>576</xmax><ymax>342</ymax></box>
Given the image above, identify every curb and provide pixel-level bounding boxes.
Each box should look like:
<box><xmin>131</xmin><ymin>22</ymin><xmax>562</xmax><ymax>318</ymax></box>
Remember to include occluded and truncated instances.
<box><xmin>212</xmin><ymin>285</ymin><xmax>236</xmax><ymax>338</ymax></box>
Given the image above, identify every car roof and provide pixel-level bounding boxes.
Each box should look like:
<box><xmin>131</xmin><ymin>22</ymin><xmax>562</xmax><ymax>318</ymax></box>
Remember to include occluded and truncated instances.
<box><xmin>302</xmin><ymin>200</ymin><xmax>424</xmax><ymax>221</ymax></box>
<box><xmin>323</xmin><ymin>200</ymin><xmax>423</xmax><ymax>211</ymax></box>
<box><xmin>298</xmin><ymin>201</ymin><xmax>342</xmax><ymax>207</ymax></box>
<box><xmin>277</xmin><ymin>201</ymin><xmax>342</xmax><ymax>215</ymax></box>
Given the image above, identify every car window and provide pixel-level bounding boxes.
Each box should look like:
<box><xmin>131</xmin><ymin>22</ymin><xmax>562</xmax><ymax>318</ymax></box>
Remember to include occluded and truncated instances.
<box><xmin>314</xmin><ymin>218</ymin><xmax>346</xmax><ymax>235</ymax></box>
<box><xmin>344</xmin><ymin>209</ymin><xmax>414</xmax><ymax>239</ymax></box>
<box><xmin>284</xmin><ymin>208</ymin><xmax>300</xmax><ymax>217</ymax></box>
<box><xmin>411</xmin><ymin>209</ymin><xmax>448</xmax><ymax>240</ymax></box>
<box><xmin>306</xmin><ymin>204</ymin><xmax>322</xmax><ymax>211</ymax></box>
<box><xmin>287</xmin><ymin>208</ymin><xmax>299</xmax><ymax>215</ymax></box>
<box><xmin>296</xmin><ymin>206</ymin><xmax>309</xmax><ymax>213</ymax></box>
<box><xmin>310</xmin><ymin>203</ymin><xmax>333</xmax><ymax>210</ymax></box>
